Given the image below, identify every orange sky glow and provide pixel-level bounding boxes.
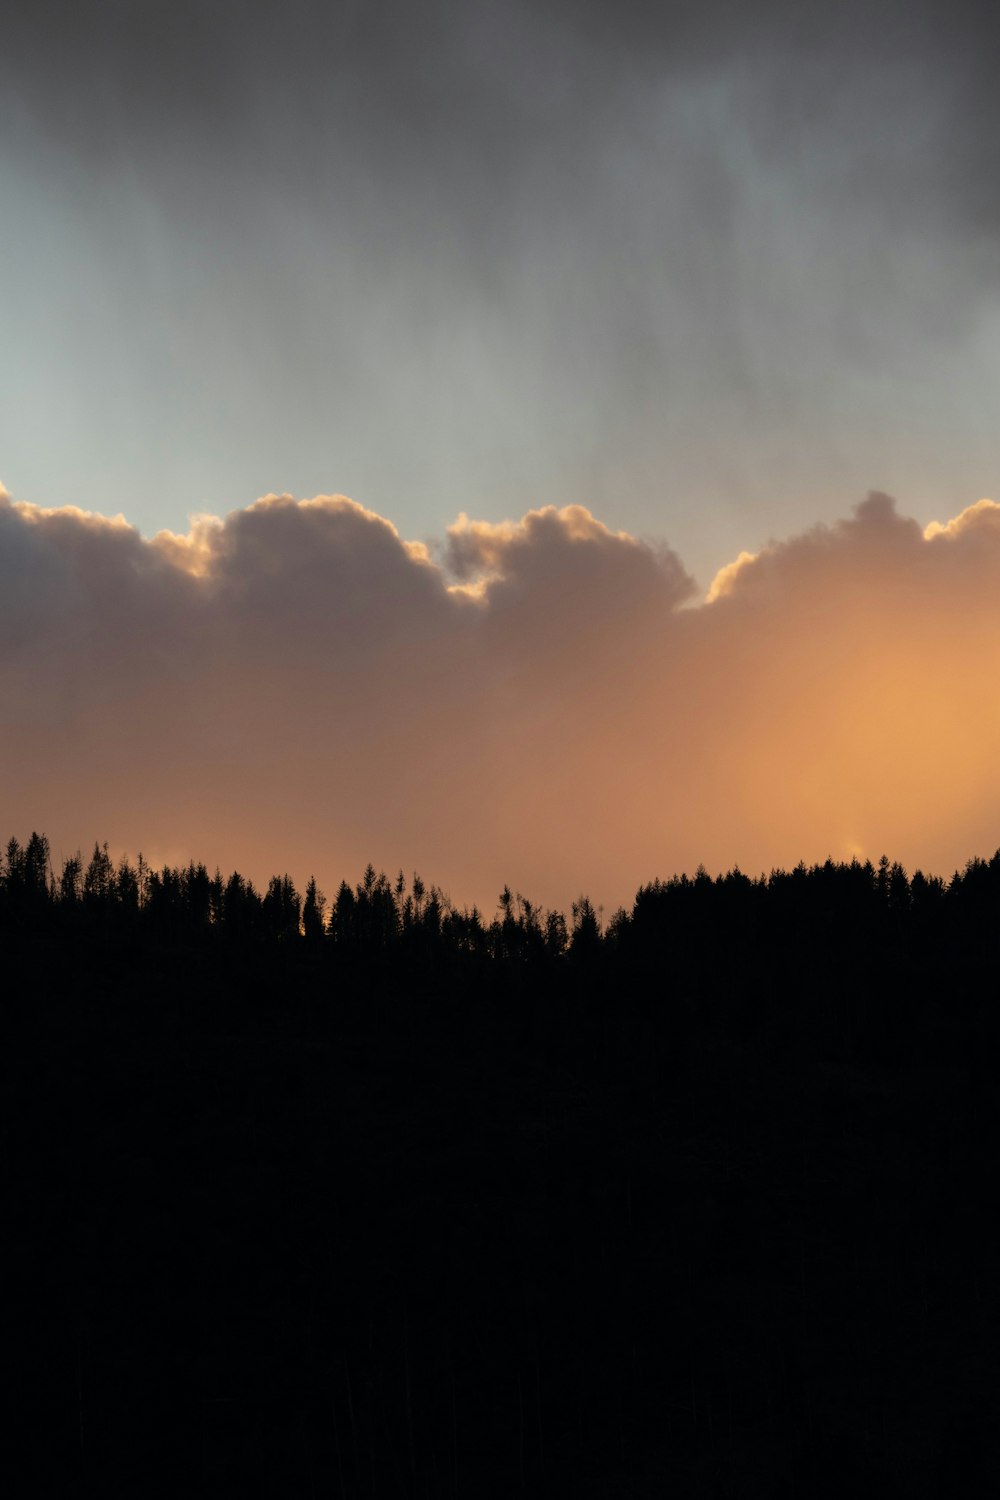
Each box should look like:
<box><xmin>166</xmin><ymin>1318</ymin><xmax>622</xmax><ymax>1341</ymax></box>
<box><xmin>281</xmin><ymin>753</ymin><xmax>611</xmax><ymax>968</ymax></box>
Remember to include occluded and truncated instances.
<box><xmin>2</xmin><ymin>483</ymin><xmax>999</xmax><ymax>915</ymax></box>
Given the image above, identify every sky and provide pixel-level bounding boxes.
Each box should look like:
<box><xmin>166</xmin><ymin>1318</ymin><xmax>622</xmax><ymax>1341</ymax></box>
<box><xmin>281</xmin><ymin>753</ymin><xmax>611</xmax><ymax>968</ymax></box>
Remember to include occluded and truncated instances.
<box><xmin>3</xmin><ymin>1</ymin><xmax>1000</xmax><ymax>909</ymax></box>
<box><xmin>3</xmin><ymin>0</ymin><xmax>1000</xmax><ymax>584</ymax></box>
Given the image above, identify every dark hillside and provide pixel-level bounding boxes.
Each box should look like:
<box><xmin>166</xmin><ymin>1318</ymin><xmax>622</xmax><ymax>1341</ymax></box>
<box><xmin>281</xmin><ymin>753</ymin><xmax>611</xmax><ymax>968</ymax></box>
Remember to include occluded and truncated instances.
<box><xmin>4</xmin><ymin>838</ymin><xmax>1000</xmax><ymax>1495</ymax></box>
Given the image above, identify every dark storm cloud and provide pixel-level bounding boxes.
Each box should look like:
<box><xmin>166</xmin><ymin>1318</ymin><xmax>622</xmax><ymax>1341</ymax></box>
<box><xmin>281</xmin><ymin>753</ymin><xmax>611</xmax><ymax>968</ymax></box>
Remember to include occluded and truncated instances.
<box><xmin>4</xmin><ymin>0</ymin><xmax>999</xmax><ymax>583</ymax></box>
<box><xmin>7</xmin><ymin>0</ymin><xmax>997</xmax><ymax>372</ymax></box>
<box><xmin>5</xmin><ymin>0</ymin><xmax>998</xmax><ymax>229</ymax></box>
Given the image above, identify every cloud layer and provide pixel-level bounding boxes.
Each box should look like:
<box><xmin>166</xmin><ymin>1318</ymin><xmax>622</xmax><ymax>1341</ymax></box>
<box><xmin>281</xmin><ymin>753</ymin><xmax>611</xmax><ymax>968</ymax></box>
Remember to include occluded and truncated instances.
<box><xmin>3</xmin><ymin>487</ymin><xmax>1000</xmax><ymax>911</ymax></box>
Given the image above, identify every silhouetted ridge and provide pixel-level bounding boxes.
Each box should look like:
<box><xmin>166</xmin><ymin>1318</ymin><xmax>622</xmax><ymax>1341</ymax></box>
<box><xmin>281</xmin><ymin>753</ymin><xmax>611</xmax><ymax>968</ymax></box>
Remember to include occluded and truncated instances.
<box><xmin>5</xmin><ymin>833</ymin><xmax>999</xmax><ymax>1496</ymax></box>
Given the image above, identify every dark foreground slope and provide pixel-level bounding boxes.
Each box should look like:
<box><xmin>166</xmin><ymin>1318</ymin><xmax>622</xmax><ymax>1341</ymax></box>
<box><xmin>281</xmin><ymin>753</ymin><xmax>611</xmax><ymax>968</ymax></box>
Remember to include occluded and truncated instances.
<box><xmin>4</xmin><ymin>845</ymin><xmax>1000</xmax><ymax>1496</ymax></box>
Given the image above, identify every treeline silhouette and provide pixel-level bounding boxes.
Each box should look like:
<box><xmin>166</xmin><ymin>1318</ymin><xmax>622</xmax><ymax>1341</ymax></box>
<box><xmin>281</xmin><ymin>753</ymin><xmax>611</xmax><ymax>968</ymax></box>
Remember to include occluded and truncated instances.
<box><xmin>6</xmin><ymin>832</ymin><xmax>1000</xmax><ymax>1497</ymax></box>
<box><xmin>6</xmin><ymin>829</ymin><xmax>1000</xmax><ymax>972</ymax></box>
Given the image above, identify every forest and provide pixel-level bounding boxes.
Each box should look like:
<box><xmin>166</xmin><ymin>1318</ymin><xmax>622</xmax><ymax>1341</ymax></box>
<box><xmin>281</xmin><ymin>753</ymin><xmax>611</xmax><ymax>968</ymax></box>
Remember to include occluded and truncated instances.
<box><xmin>6</xmin><ymin>832</ymin><xmax>1000</xmax><ymax>1496</ymax></box>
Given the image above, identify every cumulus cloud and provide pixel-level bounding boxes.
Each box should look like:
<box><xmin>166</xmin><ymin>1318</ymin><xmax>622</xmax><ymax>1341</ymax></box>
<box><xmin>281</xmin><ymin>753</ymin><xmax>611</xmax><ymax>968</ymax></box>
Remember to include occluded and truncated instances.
<box><xmin>2</xmin><ymin>486</ymin><xmax>1000</xmax><ymax>910</ymax></box>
